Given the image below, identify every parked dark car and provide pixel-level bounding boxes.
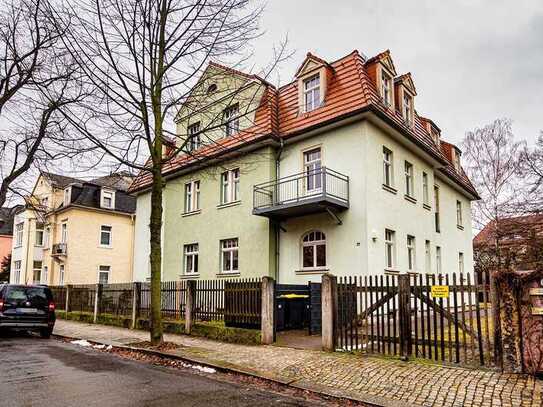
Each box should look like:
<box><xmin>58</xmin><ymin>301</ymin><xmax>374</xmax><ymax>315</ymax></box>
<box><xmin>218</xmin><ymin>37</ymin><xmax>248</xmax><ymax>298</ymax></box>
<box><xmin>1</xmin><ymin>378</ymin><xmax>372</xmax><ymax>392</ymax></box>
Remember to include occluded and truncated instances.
<box><xmin>0</xmin><ymin>284</ymin><xmax>56</xmax><ymax>338</ymax></box>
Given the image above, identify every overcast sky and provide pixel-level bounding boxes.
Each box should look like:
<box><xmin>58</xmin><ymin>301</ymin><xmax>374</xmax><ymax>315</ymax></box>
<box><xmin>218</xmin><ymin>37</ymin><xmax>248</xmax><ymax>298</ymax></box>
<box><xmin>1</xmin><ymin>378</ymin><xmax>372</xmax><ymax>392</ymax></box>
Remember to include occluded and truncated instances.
<box><xmin>250</xmin><ymin>0</ymin><xmax>543</xmax><ymax>146</ymax></box>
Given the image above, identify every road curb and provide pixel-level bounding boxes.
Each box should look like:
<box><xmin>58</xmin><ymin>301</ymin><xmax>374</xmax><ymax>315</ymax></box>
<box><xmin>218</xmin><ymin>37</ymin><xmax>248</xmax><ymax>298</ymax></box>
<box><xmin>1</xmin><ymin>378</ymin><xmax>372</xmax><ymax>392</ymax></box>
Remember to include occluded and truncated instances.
<box><xmin>53</xmin><ymin>332</ymin><xmax>398</xmax><ymax>407</ymax></box>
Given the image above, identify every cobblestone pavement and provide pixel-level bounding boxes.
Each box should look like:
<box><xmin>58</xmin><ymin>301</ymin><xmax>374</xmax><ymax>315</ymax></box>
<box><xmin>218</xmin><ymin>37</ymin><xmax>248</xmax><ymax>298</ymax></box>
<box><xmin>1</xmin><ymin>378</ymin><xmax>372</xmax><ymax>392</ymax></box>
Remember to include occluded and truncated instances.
<box><xmin>54</xmin><ymin>320</ymin><xmax>543</xmax><ymax>407</ymax></box>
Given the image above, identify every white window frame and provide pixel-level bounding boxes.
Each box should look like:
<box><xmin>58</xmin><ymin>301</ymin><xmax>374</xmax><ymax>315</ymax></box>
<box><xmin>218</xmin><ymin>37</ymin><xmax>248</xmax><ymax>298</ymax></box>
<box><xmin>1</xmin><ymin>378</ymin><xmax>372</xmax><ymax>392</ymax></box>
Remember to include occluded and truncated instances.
<box><xmin>456</xmin><ymin>200</ymin><xmax>463</xmax><ymax>227</ymax></box>
<box><xmin>301</xmin><ymin>230</ymin><xmax>326</xmax><ymax>270</ymax></box>
<box><xmin>44</xmin><ymin>226</ymin><xmax>51</xmax><ymax>248</ymax></box>
<box><xmin>187</xmin><ymin>122</ymin><xmax>201</xmax><ymax>152</ymax></box>
<box><xmin>458</xmin><ymin>252</ymin><xmax>465</xmax><ymax>273</ymax></box>
<box><xmin>63</xmin><ymin>186</ymin><xmax>71</xmax><ymax>206</ymax></box>
<box><xmin>385</xmin><ymin>229</ymin><xmax>396</xmax><ymax>270</ymax></box>
<box><xmin>434</xmin><ymin>185</ymin><xmax>440</xmax><ymax>233</ymax></box>
<box><xmin>59</xmin><ymin>264</ymin><xmax>65</xmax><ymax>285</ymax></box>
<box><xmin>407</xmin><ymin>235</ymin><xmax>416</xmax><ymax>272</ymax></box>
<box><xmin>100</xmin><ymin>189</ymin><xmax>115</xmax><ymax>209</ymax></box>
<box><xmin>383</xmin><ymin>147</ymin><xmax>394</xmax><ymax>187</ymax></box>
<box><xmin>220</xmin><ymin>238</ymin><xmax>239</xmax><ymax>274</ymax></box>
<box><xmin>403</xmin><ymin>93</ymin><xmax>413</xmax><ymax>125</ymax></box>
<box><xmin>32</xmin><ymin>261</ymin><xmax>42</xmax><ymax>284</ymax></box>
<box><xmin>41</xmin><ymin>265</ymin><xmax>48</xmax><ymax>284</ymax></box>
<box><xmin>61</xmin><ymin>222</ymin><xmax>68</xmax><ymax>244</ymax></box>
<box><xmin>303</xmin><ymin>147</ymin><xmax>322</xmax><ymax>193</ymax></box>
<box><xmin>436</xmin><ymin>246</ymin><xmax>442</xmax><ymax>274</ymax></box>
<box><xmin>422</xmin><ymin>172</ymin><xmax>429</xmax><ymax>206</ymax></box>
<box><xmin>35</xmin><ymin>227</ymin><xmax>44</xmax><ymax>247</ymax></box>
<box><xmin>381</xmin><ymin>70</ymin><xmax>392</xmax><ymax>107</ymax></box>
<box><xmin>98</xmin><ymin>265</ymin><xmax>110</xmax><ymax>284</ymax></box>
<box><xmin>184</xmin><ymin>180</ymin><xmax>200</xmax><ymax>213</ymax></box>
<box><xmin>99</xmin><ymin>225</ymin><xmax>112</xmax><ymax>247</ymax></box>
<box><xmin>404</xmin><ymin>161</ymin><xmax>414</xmax><ymax>197</ymax></box>
<box><xmin>220</xmin><ymin>169</ymin><xmax>240</xmax><ymax>204</ymax></box>
<box><xmin>13</xmin><ymin>260</ymin><xmax>21</xmax><ymax>283</ymax></box>
<box><xmin>425</xmin><ymin>240</ymin><xmax>431</xmax><ymax>273</ymax></box>
<box><xmin>15</xmin><ymin>222</ymin><xmax>23</xmax><ymax>247</ymax></box>
<box><xmin>223</xmin><ymin>104</ymin><xmax>239</xmax><ymax>137</ymax></box>
<box><xmin>183</xmin><ymin>243</ymin><xmax>199</xmax><ymax>275</ymax></box>
<box><xmin>303</xmin><ymin>74</ymin><xmax>321</xmax><ymax>112</ymax></box>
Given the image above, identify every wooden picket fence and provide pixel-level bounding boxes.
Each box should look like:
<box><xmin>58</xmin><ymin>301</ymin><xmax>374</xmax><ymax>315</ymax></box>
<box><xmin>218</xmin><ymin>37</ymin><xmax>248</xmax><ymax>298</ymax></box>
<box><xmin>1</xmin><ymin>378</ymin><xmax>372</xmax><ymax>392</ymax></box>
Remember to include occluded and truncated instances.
<box><xmin>336</xmin><ymin>270</ymin><xmax>494</xmax><ymax>367</ymax></box>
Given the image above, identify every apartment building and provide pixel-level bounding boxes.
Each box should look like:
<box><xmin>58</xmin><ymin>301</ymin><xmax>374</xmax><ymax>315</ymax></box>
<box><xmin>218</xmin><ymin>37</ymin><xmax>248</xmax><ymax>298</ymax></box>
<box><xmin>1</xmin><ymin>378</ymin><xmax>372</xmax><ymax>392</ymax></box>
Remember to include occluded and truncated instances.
<box><xmin>10</xmin><ymin>172</ymin><xmax>136</xmax><ymax>285</ymax></box>
<box><xmin>130</xmin><ymin>49</ymin><xmax>478</xmax><ymax>284</ymax></box>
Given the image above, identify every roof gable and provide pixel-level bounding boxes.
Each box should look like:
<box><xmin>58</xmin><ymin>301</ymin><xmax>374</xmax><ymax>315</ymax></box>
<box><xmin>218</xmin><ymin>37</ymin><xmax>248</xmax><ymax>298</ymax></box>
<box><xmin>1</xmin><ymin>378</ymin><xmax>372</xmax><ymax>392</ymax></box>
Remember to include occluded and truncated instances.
<box><xmin>295</xmin><ymin>52</ymin><xmax>331</xmax><ymax>77</ymax></box>
<box><xmin>395</xmin><ymin>73</ymin><xmax>417</xmax><ymax>96</ymax></box>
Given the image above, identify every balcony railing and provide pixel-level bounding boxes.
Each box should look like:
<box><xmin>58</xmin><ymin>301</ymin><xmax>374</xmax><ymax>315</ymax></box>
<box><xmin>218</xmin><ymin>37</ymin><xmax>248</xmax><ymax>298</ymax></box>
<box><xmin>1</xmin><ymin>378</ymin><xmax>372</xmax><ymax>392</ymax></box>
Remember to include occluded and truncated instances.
<box><xmin>52</xmin><ymin>243</ymin><xmax>67</xmax><ymax>256</ymax></box>
<box><xmin>253</xmin><ymin>167</ymin><xmax>349</xmax><ymax>219</ymax></box>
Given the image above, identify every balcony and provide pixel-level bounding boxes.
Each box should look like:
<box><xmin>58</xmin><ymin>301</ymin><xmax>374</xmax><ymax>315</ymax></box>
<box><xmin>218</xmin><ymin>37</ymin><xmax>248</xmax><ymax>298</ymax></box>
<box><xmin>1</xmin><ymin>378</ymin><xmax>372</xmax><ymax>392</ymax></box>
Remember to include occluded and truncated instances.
<box><xmin>253</xmin><ymin>167</ymin><xmax>349</xmax><ymax>219</ymax></box>
<box><xmin>52</xmin><ymin>243</ymin><xmax>67</xmax><ymax>256</ymax></box>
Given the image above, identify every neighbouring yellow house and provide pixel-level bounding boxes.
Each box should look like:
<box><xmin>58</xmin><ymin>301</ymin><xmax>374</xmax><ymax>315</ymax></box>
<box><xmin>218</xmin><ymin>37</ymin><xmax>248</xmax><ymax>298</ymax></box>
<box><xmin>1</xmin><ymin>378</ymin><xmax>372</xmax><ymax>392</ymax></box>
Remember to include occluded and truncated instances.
<box><xmin>10</xmin><ymin>172</ymin><xmax>136</xmax><ymax>285</ymax></box>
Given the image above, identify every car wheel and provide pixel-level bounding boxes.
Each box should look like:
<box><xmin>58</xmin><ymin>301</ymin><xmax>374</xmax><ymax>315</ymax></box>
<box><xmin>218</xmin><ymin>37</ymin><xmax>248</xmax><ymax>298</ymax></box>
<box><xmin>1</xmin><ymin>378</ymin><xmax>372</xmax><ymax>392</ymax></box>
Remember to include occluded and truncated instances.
<box><xmin>40</xmin><ymin>328</ymin><xmax>53</xmax><ymax>339</ymax></box>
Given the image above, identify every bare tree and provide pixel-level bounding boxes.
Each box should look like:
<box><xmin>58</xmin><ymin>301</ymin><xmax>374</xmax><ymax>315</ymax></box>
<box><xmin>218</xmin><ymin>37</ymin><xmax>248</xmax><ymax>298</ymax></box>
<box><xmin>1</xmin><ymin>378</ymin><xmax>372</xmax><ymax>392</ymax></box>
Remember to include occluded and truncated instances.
<box><xmin>520</xmin><ymin>131</ymin><xmax>543</xmax><ymax>212</ymax></box>
<box><xmin>56</xmin><ymin>0</ymin><xmax>286</xmax><ymax>344</ymax></box>
<box><xmin>0</xmin><ymin>0</ymin><xmax>85</xmax><ymax>207</ymax></box>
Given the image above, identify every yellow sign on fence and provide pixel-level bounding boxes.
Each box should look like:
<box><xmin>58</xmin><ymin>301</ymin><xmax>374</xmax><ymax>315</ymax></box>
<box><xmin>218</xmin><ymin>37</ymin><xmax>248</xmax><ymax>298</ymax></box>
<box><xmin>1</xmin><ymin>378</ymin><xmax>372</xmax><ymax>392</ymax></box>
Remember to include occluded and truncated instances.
<box><xmin>431</xmin><ymin>285</ymin><xmax>449</xmax><ymax>298</ymax></box>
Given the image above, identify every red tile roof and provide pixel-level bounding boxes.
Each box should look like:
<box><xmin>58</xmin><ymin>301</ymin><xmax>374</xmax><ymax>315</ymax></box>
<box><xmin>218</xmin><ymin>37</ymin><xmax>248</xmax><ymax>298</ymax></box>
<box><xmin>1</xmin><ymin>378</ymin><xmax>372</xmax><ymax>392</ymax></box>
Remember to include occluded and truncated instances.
<box><xmin>129</xmin><ymin>50</ymin><xmax>479</xmax><ymax>200</ymax></box>
<box><xmin>473</xmin><ymin>214</ymin><xmax>543</xmax><ymax>246</ymax></box>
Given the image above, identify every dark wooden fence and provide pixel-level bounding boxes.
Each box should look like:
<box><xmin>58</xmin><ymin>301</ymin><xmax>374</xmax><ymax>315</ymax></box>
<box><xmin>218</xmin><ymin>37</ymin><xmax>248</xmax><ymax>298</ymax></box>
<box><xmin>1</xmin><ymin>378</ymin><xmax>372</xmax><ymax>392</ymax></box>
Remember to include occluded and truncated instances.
<box><xmin>336</xmin><ymin>270</ymin><xmax>494</xmax><ymax>367</ymax></box>
<box><xmin>50</xmin><ymin>286</ymin><xmax>67</xmax><ymax>311</ymax></box>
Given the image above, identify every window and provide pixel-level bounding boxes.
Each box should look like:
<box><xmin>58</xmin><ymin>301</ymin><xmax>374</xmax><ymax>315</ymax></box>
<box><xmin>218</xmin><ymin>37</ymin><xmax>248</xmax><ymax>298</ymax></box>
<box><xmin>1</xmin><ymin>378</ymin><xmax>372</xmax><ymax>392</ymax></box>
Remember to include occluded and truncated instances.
<box><xmin>13</xmin><ymin>260</ymin><xmax>21</xmax><ymax>283</ymax></box>
<box><xmin>434</xmin><ymin>185</ymin><xmax>440</xmax><ymax>232</ymax></box>
<box><xmin>207</xmin><ymin>83</ymin><xmax>217</xmax><ymax>94</ymax></box>
<box><xmin>63</xmin><ymin>187</ymin><xmax>71</xmax><ymax>206</ymax></box>
<box><xmin>223</xmin><ymin>104</ymin><xmax>239</xmax><ymax>137</ymax></box>
<box><xmin>15</xmin><ymin>222</ymin><xmax>23</xmax><ymax>247</ymax></box>
<box><xmin>404</xmin><ymin>161</ymin><xmax>414</xmax><ymax>197</ymax></box>
<box><xmin>184</xmin><ymin>180</ymin><xmax>200</xmax><ymax>213</ymax></box>
<box><xmin>187</xmin><ymin>122</ymin><xmax>201</xmax><ymax>152</ymax></box>
<box><xmin>383</xmin><ymin>147</ymin><xmax>394</xmax><ymax>187</ymax></box>
<box><xmin>220</xmin><ymin>169</ymin><xmax>240</xmax><ymax>204</ymax></box>
<box><xmin>301</xmin><ymin>231</ymin><xmax>326</xmax><ymax>269</ymax></box>
<box><xmin>453</xmin><ymin>149</ymin><xmax>461</xmax><ymax>171</ymax></box>
<box><xmin>303</xmin><ymin>148</ymin><xmax>322</xmax><ymax>192</ymax></box>
<box><xmin>425</xmin><ymin>240</ymin><xmax>431</xmax><ymax>273</ymax></box>
<box><xmin>41</xmin><ymin>266</ymin><xmax>48</xmax><ymax>284</ymax></box>
<box><xmin>44</xmin><ymin>227</ymin><xmax>50</xmax><ymax>248</ymax></box>
<box><xmin>61</xmin><ymin>222</ymin><xmax>68</xmax><ymax>243</ymax></box>
<box><xmin>458</xmin><ymin>252</ymin><xmax>465</xmax><ymax>273</ymax></box>
<box><xmin>59</xmin><ymin>264</ymin><xmax>65</xmax><ymax>285</ymax></box>
<box><xmin>385</xmin><ymin>229</ymin><xmax>396</xmax><ymax>270</ymax></box>
<box><xmin>436</xmin><ymin>246</ymin><xmax>442</xmax><ymax>274</ymax></box>
<box><xmin>220</xmin><ymin>238</ymin><xmax>239</xmax><ymax>274</ymax></box>
<box><xmin>98</xmin><ymin>265</ymin><xmax>110</xmax><ymax>284</ymax></box>
<box><xmin>35</xmin><ymin>226</ymin><xmax>44</xmax><ymax>247</ymax></box>
<box><xmin>183</xmin><ymin>244</ymin><xmax>199</xmax><ymax>275</ymax></box>
<box><xmin>403</xmin><ymin>93</ymin><xmax>413</xmax><ymax>125</ymax></box>
<box><xmin>456</xmin><ymin>200</ymin><xmax>463</xmax><ymax>227</ymax></box>
<box><xmin>381</xmin><ymin>71</ymin><xmax>392</xmax><ymax>107</ymax></box>
<box><xmin>101</xmin><ymin>189</ymin><xmax>115</xmax><ymax>209</ymax></box>
<box><xmin>41</xmin><ymin>196</ymin><xmax>49</xmax><ymax>209</ymax></box>
<box><xmin>32</xmin><ymin>261</ymin><xmax>42</xmax><ymax>284</ymax></box>
<box><xmin>422</xmin><ymin>172</ymin><xmax>429</xmax><ymax>206</ymax></box>
<box><xmin>407</xmin><ymin>235</ymin><xmax>416</xmax><ymax>272</ymax></box>
<box><xmin>100</xmin><ymin>225</ymin><xmax>112</xmax><ymax>247</ymax></box>
<box><xmin>303</xmin><ymin>74</ymin><xmax>321</xmax><ymax>112</ymax></box>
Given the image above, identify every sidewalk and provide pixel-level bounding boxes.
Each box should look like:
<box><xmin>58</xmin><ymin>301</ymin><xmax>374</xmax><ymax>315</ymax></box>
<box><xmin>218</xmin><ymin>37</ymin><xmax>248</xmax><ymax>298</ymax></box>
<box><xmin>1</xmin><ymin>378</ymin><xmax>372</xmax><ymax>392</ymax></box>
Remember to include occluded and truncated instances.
<box><xmin>54</xmin><ymin>320</ymin><xmax>542</xmax><ymax>407</ymax></box>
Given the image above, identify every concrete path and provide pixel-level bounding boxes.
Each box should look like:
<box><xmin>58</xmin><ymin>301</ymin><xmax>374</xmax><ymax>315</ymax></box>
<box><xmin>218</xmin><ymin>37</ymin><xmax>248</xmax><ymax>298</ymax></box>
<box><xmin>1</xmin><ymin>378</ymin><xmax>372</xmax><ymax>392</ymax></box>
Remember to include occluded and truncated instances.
<box><xmin>54</xmin><ymin>319</ymin><xmax>543</xmax><ymax>407</ymax></box>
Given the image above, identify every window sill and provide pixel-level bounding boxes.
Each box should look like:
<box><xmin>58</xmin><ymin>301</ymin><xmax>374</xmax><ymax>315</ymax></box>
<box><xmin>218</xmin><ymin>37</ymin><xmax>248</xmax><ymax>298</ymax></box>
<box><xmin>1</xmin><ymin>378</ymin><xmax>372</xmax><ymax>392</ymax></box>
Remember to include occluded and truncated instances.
<box><xmin>182</xmin><ymin>209</ymin><xmax>201</xmax><ymax>217</ymax></box>
<box><xmin>217</xmin><ymin>201</ymin><xmax>241</xmax><ymax>210</ymax></box>
<box><xmin>295</xmin><ymin>268</ymin><xmax>329</xmax><ymax>275</ymax></box>
<box><xmin>99</xmin><ymin>245</ymin><xmax>113</xmax><ymax>249</ymax></box>
<box><xmin>423</xmin><ymin>203</ymin><xmax>431</xmax><ymax>211</ymax></box>
<box><xmin>216</xmin><ymin>272</ymin><xmax>240</xmax><ymax>278</ymax></box>
<box><xmin>382</xmin><ymin>184</ymin><xmax>397</xmax><ymax>194</ymax></box>
<box><xmin>404</xmin><ymin>194</ymin><xmax>417</xmax><ymax>204</ymax></box>
<box><xmin>384</xmin><ymin>268</ymin><xmax>400</xmax><ymax>274</ymax></box>
<box><xmin>457</xmin><ymin>224</ymin><xmax>464</xmax><ymax>231</ymax></box>
<box><xmin>179</xmin><ymin>274</ymin><xmax>200</xmax><ymax>279</ymax></box>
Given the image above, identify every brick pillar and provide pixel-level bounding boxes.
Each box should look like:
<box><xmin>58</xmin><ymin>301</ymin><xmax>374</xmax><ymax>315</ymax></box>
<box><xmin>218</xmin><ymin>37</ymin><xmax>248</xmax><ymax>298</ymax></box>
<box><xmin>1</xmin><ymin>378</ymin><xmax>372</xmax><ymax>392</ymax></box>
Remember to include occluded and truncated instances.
<box><xmin>261</xmin><ymin>276</ymin><xmax>275</xmax><ymax>345</ymax></box>
<box><xmin>185</xmin><ymin>280</ymin><xmax>195</xmax><ymax>334</ymax></box>
<box><xmin>321</xmin><ymin>273</ymin><xmax>337</xmax><ymax>352</ymax></box>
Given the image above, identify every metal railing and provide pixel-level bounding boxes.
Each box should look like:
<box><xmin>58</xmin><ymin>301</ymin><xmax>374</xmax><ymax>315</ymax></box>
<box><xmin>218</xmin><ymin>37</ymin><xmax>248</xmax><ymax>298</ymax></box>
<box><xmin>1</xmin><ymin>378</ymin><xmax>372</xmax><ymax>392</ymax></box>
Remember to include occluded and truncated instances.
<box><xmin>52</xmin><ymin>243</ymin><xmax>67</xmax><ymax>256</ymax></box>
<box><xmin>253</xmin><ymin>167</ymin><xmax>349</xmax><ymax>210</ymax></box>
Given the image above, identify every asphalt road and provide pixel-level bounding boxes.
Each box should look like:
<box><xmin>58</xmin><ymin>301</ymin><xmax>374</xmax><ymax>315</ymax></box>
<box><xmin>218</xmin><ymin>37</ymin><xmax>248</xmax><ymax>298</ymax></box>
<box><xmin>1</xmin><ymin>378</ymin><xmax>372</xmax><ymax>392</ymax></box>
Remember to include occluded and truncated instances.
<box><xmin>0</xmin><ymin>332</ymin><xmax>314</xmax><ymax>407</ymax></box>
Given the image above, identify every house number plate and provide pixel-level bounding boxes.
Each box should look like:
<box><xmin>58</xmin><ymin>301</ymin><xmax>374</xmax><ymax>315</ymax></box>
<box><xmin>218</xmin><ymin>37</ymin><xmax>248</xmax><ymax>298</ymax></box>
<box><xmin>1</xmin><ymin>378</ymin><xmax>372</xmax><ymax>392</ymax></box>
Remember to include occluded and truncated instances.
<box><xmin>529</xmin><ymin>288</ymin><xmax>543</xmax><ymax>296</ymax></box>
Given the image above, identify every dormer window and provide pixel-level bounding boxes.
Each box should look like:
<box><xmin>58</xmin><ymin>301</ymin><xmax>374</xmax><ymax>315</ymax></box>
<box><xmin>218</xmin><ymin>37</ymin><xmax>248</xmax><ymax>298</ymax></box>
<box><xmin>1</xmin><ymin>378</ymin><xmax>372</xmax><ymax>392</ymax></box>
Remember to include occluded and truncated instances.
<box><xmin>223</xmin><ymin>104</ymin><xmax>239</xmax><ymax>137</ymax></box>
<box><xmin>453</xmin><ymin>149</ymin><xmax>461</xmax><ymax>171</ymax></box>
<box><xmin>381</xmin><ymin>71</ymin><xmax>392</xmax><ymax>107</ymax></box>
<box><xmin>100</xmin><ymin>189</ymin><xmax>115</xmax><ymax>209</ymax></box>
<box><xmin>303</xmin><ymin>74</ymin><xmax>320</xmax><ymax>112</ymax></box>
<box><xmin>403</xmin><ymin>93</ymin><xmax>413</xmax><ymax>125</ymax></box>
<box><xmin>187</xmin><ymin>122</ymin><xmax>201</xmax><ymax>152</ymax></box>
<box><xmin>63</xmin><ymin>187</ymin><xmax>71</xmax><ymax>206</ymax></box>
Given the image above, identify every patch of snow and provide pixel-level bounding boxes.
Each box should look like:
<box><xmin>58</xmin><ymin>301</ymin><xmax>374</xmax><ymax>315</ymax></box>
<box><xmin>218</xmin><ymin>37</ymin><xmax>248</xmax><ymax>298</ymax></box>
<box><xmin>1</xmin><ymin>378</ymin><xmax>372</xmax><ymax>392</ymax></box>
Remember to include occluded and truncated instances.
<box><xmin>106</xmin><ymin>345</ymin><xmax>113</xmax><ymax>351</ymax></box>
<box><xmin>191</xmin><ymin>365</ymin><xmax>216</xmax><ymax>374</ymax></box>
<box><xmin>93</xmin><ymin>344</ymin><xmax>106</xmax><ymax>349</ymax></box>
<box><xmin>71</xmin><ymin>339</ymin><xmax>92</xmax><ymax>347</ymax></box>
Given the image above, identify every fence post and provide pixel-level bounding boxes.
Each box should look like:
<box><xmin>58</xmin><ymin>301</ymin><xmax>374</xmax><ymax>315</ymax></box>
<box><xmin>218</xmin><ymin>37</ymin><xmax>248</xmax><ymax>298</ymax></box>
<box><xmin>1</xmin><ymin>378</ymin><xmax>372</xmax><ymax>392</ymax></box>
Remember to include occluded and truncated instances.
<box><xmin>398</xmin><ymin>274</ymin><xmax>412</xmax><ymax>359</ymax></box>
<box><xmin>490</xmin><ymin>271</ymin><xmax>503</xmax><ymax>368</ymax></box>
<box><xmin>131</xmin><ymin>282</ymin><xmax>141</xmax><ymax>329</ymax></box>
<box><xmin>65</xmin><ymin>285</ymin><xmax>72</xmax><ymax>314</ymax></box>
<box><xmin>322</xmin><ymin>273</ymin><xmax>337</xmax><ymax>352</ymax></box>
<box><xmin>185</xmin><ymin>280</ymin><xmax>195</xmax><ymax>334</ymax></box>
<box><xmin>93</xmin><ymin>283</ymin><xmax>102</xmax><ymax>323</ymax></box>
<box><xmin>261</xmin><ymin>276</ymin><xmax>275</xmax><ymax>344</ymax></box>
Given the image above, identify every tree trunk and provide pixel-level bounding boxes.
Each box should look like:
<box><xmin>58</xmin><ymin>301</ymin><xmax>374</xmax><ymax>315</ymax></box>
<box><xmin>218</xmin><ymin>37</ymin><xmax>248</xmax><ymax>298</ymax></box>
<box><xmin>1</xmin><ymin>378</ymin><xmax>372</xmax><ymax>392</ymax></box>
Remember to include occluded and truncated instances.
<box><xmin>149</xmin><ymin>165</ymin><xmax>163</xmax><ymax>345</ymax></box>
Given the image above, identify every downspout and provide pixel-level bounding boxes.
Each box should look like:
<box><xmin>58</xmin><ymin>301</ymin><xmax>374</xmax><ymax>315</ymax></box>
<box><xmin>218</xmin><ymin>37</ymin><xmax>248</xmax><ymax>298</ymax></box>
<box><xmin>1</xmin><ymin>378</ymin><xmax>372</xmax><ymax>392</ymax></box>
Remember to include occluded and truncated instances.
<box><xmin>274</xmin><ymin>139</ymin><xmax>284</xmax><ymax>283</ymax></box>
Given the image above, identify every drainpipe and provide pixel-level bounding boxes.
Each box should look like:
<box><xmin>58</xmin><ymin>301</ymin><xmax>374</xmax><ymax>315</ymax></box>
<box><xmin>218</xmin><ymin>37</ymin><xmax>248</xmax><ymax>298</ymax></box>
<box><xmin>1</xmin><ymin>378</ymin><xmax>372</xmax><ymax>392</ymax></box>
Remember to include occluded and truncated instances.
<box><xmin>274</xmin><ymin>140</ymin><xmax>284</xmax><ymax>283</ymax></box>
